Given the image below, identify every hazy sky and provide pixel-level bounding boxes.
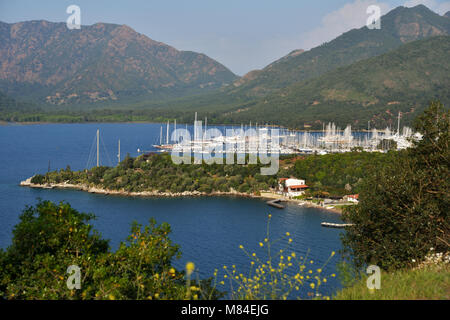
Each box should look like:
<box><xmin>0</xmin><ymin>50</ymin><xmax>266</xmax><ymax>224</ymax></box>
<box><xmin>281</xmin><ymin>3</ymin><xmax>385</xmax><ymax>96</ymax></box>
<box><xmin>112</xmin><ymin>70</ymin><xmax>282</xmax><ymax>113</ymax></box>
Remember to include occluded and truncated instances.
<box><xmin>1</xmin><ymin>0</ymin><xmax>449</xmax><ymax>75</ymax></box>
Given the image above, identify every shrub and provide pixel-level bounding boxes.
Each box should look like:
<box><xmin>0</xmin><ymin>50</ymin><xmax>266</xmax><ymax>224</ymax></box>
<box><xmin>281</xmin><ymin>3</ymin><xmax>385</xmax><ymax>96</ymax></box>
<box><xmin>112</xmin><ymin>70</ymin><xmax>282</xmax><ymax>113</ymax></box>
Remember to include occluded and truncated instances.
<box><xmin>341</xmin><ymin>102</ymin><xmax>450</xmax><ymax>270</ymax></box>
<box><xmin>30</xmin><ymin>174</ymin><xmax>45</xmax><ymax>184</ymax></box>
<box><xmin>0</xmin><ymin>200</ymin><xmax>219</xmax><ymax>300</ymax></box>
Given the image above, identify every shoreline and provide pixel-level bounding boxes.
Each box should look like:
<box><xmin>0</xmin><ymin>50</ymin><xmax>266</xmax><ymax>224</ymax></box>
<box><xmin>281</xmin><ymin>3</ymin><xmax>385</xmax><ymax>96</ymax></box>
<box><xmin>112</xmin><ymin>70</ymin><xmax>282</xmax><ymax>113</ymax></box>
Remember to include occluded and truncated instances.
<box><xmin>19</xmin><ymin>177</ymin><xmax>343</xmax><ymax>214</ymax></box>
<box><xmin>259</xmin><ymin>192</ymin><xmax>343</xmax><ymax>214</ymax></box>
<box><xmin>1</xmin><ymin>120</ymin><xmax>373</xmax><ymax>132</ymax></box>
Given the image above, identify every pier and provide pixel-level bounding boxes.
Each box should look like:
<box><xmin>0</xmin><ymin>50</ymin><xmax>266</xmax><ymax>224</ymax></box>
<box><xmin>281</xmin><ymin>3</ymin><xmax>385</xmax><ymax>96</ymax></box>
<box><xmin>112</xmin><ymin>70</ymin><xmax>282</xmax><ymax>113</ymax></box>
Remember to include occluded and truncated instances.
<box><xmin>321</xmin><ymin>222</ymin><xmax>354</xmax><ymax>228</ymax></box>
<box><xmin>267</xmin><ymin>199</ymin><xmax>285</xmax><ymax>209</ymax></box>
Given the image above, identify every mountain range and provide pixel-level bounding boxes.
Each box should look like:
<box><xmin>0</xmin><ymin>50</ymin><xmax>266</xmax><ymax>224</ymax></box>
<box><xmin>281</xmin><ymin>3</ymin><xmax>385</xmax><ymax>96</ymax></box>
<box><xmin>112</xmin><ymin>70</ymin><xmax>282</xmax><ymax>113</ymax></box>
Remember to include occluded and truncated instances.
<box><xmin>0</xmin><ymin>20</ymin><xmax>237</xmax><ymax>105</ymax></box>
<box><xmin>217</xmin><ymin>35</ymin><xmax>450</xmax><ymax>129</ymax></box>
<box><xmin>0</xmin><ymin>4</ymin><xmax>449</xmax><ymax>128</ymax></box>
<box><xmin>138</xmin><ymin>5</ymin><xmax>450</xmax><ymax>128</ymax></box>
<box><xmin>226</xmin><ymin>4</ymin><xmax>450</xmax><ymax>98</ymax></box>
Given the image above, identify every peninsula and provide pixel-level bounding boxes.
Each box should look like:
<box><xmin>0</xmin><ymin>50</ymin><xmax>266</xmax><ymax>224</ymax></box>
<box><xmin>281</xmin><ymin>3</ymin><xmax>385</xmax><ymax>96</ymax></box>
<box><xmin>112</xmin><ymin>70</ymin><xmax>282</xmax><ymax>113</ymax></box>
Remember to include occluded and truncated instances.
<box><xmin>19</xmin><ymin>152</ymin><xmax>392</xmax><ymax>213</ymax></box>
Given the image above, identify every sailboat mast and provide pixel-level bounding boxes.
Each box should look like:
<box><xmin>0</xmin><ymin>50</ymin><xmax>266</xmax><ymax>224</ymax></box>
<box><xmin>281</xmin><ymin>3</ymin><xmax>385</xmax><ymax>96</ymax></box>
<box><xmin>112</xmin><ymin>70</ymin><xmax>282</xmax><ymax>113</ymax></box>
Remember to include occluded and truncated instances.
<box><xmin>166</xmin><ymin>120</ymin><xmax>169</xmax><ymax>145</ymax></box>
<box><xmin>117</xmin><ymin>139</ymin><xmax>121</xmax><ymax>164</ymax></box>
<box><xmin>96</xmin><ymin>129</ymin><xmax>99</xmax><ymax>167</ymax></box>
<box><xmin>194</xmin><ymin>112</ymin><xmax>198</xmax><ymax>141</ymax></box>
<box><xmin>174</xmin><ymin>119</ymin><xmax>177</xmax><ymax>142</ymax></box>
<box><xmin>160</xmin><ymin>126</ymin><xmax>162</xmax><ymax>145</ymax></box>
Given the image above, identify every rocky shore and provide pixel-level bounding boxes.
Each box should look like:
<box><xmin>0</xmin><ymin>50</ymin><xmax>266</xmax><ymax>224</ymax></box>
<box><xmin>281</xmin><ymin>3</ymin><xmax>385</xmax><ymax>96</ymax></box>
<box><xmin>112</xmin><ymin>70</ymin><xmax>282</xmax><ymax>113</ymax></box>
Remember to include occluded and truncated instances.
<box><xmin>20</xmin><ymin>177</ymin><xmax>343</xmax><ymax>214</ymax></box>
<box><xmin>19</xmin><ymin>177</ymin><xmax>261</xmax><ymax>199</ymax></box>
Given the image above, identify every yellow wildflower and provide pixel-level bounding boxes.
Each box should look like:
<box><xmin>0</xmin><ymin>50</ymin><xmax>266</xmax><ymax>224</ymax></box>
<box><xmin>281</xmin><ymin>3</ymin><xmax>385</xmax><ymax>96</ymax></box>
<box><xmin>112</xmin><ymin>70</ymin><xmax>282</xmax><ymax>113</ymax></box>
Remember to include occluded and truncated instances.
<box><xmin>186</xmin><ymin>262</ymin><xmax>195</xmax><ymax>276</ymax></box>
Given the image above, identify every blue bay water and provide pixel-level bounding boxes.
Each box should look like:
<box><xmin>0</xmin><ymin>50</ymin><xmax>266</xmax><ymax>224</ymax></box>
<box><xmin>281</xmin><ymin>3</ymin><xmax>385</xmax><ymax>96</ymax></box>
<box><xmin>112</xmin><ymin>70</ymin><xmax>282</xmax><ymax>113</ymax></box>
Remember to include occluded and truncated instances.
<box><xmin>0</xmin><ymin>123</ymin><xmax>344</xmax><ymax>297</ymax></box>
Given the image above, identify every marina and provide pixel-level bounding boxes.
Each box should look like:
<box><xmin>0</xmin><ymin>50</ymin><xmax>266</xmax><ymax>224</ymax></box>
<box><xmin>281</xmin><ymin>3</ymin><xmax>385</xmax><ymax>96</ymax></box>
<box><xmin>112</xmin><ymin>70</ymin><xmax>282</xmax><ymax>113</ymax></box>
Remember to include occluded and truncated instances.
<box><xmin>145</xmin><ymin>112</ymin><xmax>420</xmax><ymax>156</ymax></box>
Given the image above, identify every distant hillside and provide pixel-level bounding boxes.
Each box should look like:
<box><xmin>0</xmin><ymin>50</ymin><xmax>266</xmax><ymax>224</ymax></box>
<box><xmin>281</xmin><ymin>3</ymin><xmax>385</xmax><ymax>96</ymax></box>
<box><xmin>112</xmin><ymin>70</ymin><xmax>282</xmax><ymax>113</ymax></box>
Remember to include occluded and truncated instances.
<box><xmin>0</xmin><ymin>20</ymin><xmax>237</xmax><ymax>105</ymax></box>
<box><xmin>218</xmin><ymin>36</ymin><xmax>450</xmax><ymax>129</ymax></box>
<box><xmin>0</xmin><ymin>90</ymin><xmax>36</xmax><ymax>112</ymax></box>
<box><xmin>0</xmin><ymin>91</ymin><xmax>16</xmax><ymax>109</ymax></box>
<box><xmin>0</xmin><ymin>90</ymin><xmax>45</xmax><ymax>122</ymax></box>
<box><xmin>2</xmin><ymin>5</ymin><xmax>449</xmax><ymax>127</ymax></box>
<box><xmin>226</xmin><ymin>5</ymin><xmax>450</xmax><ymax>98</ymax></box>
<box><xmin>134</xmin><ymin>4</ymin><xmax>450</xmax><ymax>126</ymax></box>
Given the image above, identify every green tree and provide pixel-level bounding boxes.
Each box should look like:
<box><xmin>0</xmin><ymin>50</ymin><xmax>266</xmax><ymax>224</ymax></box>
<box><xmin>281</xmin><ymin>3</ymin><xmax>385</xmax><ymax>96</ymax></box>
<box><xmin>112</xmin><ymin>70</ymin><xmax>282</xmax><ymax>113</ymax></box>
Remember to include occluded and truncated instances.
<box><xmin>0</xmin><ymin>200</ymin><xmax>108</xmax><ymax>299</ymax></box>
<box><xmin>341</xmin><ymin>101</ymin><xmax>450</xmax><ymax>270</ymax></box>
<box><xmin>0</xmin><ymin>200</ymin><xmax>221</xmax><ymax>300</ymax></box>
<box><xmin>30</xmin><ymin>174</ymin><xmax>45</xmax><ymax>184</ymax></box>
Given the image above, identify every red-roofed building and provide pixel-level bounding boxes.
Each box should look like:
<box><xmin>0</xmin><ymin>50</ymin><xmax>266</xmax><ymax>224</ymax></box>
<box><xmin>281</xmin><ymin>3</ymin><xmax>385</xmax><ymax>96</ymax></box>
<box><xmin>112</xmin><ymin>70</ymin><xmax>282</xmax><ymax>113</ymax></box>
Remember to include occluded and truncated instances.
<box><xmin>344</xmin><ymin>194</ymin><xmax>359</xmax><ymax>203</ymax></box>
<box><xmin>279</xmin><ymin>178</ymin><xmax>309</xmax><ymax>197</ymax></box>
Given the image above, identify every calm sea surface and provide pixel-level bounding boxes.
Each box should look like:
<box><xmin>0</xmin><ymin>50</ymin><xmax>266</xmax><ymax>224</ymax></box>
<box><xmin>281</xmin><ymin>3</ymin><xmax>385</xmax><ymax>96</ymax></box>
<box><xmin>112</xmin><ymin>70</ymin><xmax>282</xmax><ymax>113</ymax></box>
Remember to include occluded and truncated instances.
<box><xmin>0</xmin><ymin>123</ymin><xmax>344</xmax><ymax>297</ymax></box>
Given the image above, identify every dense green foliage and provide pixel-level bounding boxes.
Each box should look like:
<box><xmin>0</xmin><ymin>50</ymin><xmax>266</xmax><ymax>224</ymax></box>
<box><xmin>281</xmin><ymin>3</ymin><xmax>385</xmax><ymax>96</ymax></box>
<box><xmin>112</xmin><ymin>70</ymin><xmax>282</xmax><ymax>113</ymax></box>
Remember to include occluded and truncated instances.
<box><xmin>0</xmin><ymin>91</ymin><xmax>43</xmax><ymax>120</ymax></box>
<box><xmin>0</xmin><ymin>200</ymin><xmax>220</xmax><ymax>300</ymax></box>
<box><xmin>341</xmin><ymin>102</ymin><xmax>450</xmax><ymax>270</ymax></box>
<box><xmin>279</xmin><ymin>152</ymin><xmax>393</xmax><ymax>197</ymax></box>
<box><xmin>35</xmin><ymin>151</ymin><xmax>395</xmax><ymax>198</ymax></box>
<box><xmin>40</xmin><ymin>153</ymin><xmax>279</xmax><ymax>195</ymax></box>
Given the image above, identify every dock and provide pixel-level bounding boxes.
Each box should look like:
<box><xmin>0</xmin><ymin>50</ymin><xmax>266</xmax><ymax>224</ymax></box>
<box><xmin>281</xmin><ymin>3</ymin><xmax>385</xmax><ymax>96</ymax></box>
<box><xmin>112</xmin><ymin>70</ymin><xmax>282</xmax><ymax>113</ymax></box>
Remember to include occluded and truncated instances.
<box><xmin>267</xmin><ymin>199</ymin><xmax>285</xmax><ymax>209</ymax></box>
<box><xmin>321</xmin><ymin>222</ymin><xmax>354</xmax><ymax>228</ymax></box>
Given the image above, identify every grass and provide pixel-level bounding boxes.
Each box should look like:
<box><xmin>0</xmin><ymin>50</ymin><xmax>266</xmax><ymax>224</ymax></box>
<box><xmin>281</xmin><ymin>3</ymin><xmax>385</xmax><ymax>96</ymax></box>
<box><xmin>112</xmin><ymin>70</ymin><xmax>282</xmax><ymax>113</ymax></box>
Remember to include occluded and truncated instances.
<box><xmin>334</xmin><ymin>264</ymin><xmax>450</xmax><ymax>300</ymax></box>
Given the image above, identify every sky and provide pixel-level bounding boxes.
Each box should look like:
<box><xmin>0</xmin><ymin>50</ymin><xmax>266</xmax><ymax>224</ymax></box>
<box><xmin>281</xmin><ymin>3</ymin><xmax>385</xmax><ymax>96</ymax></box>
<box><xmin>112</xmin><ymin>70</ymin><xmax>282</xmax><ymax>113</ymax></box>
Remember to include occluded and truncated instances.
<box><xmin>1</xmin><ymin>0</ymin><xmax>449</xmax><ymax>75</ymax></box>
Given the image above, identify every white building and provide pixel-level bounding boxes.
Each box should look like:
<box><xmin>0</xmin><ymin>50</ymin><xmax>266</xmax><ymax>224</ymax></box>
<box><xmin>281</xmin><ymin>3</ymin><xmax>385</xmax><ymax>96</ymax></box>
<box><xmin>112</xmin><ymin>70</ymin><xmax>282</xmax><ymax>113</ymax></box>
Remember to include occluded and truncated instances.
<box><xmin>344</xmin><ymin>194</ymin><xmax>359</xmax><ymax>203</ymax></box>
<box><xmin>279</xmin><ymin>178</ymin><xmax>309</xmax><ymax>197</ymax></box>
